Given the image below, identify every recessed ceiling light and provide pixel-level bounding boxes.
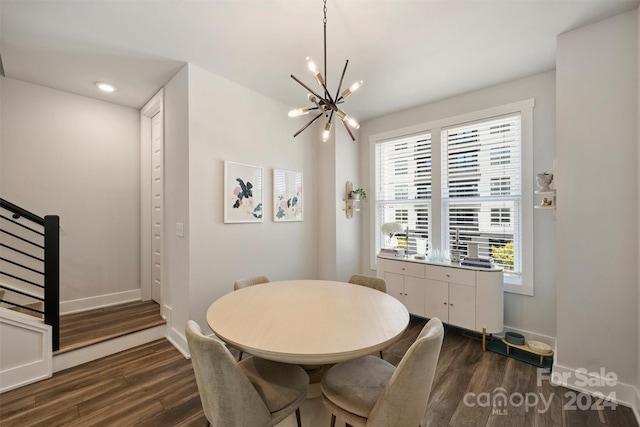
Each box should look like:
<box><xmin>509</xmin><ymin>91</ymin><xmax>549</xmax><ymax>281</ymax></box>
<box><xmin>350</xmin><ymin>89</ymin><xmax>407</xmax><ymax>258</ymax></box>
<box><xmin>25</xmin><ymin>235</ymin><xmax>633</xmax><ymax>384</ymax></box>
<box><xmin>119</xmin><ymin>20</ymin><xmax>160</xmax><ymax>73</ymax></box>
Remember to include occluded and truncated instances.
<box><xmin>96</xmin><ymin>82</ymin><xmax>117</xmax><ymax>93</ymax></box>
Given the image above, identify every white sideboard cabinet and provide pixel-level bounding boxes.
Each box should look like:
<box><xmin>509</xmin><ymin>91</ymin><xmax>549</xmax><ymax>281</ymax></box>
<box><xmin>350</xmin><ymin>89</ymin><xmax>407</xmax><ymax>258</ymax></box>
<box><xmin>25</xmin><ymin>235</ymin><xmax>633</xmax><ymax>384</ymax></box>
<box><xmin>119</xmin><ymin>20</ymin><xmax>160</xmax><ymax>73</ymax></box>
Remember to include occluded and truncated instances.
<box><xmin>377</xmin><ymin>255</ymin><xmax>504</xmax><ymax>340</ymax></box>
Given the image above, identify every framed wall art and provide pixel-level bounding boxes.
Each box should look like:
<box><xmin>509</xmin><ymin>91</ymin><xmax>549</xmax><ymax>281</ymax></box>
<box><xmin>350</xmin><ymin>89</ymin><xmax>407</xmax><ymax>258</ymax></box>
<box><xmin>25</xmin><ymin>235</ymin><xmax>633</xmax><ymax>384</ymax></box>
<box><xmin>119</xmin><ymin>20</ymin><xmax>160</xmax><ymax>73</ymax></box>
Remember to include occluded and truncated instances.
<box><xmin>224</xmin><ymin>161</ymin><xmax>263</xmax><ymax>223</ymax></box>
<box><xmin>273</xmin><ymin>169</ymin><xmax>303</xmax><ymax>222</ymax></box>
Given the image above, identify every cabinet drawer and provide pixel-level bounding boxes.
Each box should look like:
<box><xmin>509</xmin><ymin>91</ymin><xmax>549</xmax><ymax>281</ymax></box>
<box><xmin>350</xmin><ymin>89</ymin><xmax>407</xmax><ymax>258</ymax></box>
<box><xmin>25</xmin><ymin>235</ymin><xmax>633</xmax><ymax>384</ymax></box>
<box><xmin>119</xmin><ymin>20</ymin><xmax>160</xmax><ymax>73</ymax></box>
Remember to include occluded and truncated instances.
<box><xmin>425</xmin><ymin>265</ymin><xmax>475</xmax><ymax>286</ymax></box>
<box><xmin>381</xmin><ymin>259</ymin><xmax>425</xmax><ymax>278</ymax></box>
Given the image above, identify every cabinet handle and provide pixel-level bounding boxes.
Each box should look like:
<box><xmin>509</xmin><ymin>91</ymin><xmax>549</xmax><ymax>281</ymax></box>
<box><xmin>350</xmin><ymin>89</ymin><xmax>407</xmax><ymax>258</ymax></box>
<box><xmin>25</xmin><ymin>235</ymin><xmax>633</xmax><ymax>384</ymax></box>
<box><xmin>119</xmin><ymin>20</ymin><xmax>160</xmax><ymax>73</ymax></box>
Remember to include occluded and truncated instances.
<box><xmin>404</xmin><ymin>292</ymin><xmax>408</xmax><ymax>296</ymax></box>
<box><xmin>443</xmin><ymin>302</ymin><xmax>447</xmax><ymax>305</ymax></box>
<box><xmin>449</xmin><ymin>303</ymin><xmax>454</xmax><ymax>306</ymax></box>
<box><xmin>402</xmin><ymin>268</ymin><xmax>405</xmax><ymax>271</ymax></box>
<box><xmin>446</xmin><ymin>274</ymin><xmax>451</xmax><ymax>277</ymax></box>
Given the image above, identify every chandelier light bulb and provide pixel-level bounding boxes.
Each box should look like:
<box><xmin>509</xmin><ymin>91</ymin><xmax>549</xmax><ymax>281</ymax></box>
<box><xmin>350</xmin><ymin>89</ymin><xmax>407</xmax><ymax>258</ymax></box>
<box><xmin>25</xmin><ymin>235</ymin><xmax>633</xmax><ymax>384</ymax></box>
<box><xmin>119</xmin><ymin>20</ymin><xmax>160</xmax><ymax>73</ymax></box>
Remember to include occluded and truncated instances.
<box><xmin>336</xmin><ymin>109</ymin><xmax>360</xmax><ymax>129</ymax></box>
<box><xmin>306</xmin><ymin>57</ymin><xmax>318</xmax><ymax>73</ymax></box>
<box><xmin>288</xmin><ymin>108</ymin><xmax>310</xmax><ymax>118</ymax></box>
<box><xmin>306</xmin><ymin>57</ymin><xmax>325</xmax><ymax>86</ymax></box>
<box><xmin>322</xmin><ymin>121</ymin><xmax>333</xmax><ymax>142</ymax></box>
<box><xmin>340</xmin><ymin>80</ymin><xmax>363</xmax><ymax>100</ymax></box>
<box><xmin>350</xmin><ymin>80</ymin><xmax>363</xmax><ymax>93</ymax></box>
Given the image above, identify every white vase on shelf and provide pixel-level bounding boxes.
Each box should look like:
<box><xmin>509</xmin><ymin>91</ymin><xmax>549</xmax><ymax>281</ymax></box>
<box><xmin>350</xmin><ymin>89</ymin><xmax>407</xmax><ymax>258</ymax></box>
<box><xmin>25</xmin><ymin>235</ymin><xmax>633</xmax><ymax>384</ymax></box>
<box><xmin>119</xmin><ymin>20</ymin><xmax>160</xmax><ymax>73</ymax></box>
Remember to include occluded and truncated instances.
<box><xmin>536</xmin><ymin>173</ymin><xmax>554</xmax><ymax>191</ymax></box>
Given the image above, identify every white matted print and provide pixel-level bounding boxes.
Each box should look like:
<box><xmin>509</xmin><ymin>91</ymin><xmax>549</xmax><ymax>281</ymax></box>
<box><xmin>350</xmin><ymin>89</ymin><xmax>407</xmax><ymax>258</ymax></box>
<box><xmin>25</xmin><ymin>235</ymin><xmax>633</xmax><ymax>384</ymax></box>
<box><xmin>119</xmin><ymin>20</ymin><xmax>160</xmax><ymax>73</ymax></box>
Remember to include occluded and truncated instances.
<box><xmin>273</xmin><ymin>169</ymin><xmax>303</xmax><ymax>222</ymax></box>
<box><xmin>224</xmin><ymin>161</ymin><xmax>263</xmax><ymax>223</ymax></box>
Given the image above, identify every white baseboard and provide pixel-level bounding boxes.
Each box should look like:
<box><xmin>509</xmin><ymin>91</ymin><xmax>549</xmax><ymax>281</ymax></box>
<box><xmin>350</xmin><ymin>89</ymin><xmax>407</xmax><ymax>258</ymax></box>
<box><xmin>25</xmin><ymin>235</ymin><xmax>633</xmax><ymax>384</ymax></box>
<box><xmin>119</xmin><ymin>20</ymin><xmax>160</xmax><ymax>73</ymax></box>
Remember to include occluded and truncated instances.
<box><xmin>632</xmin><ymin>386</ymin><xmax>640</xmax><ymax>425</ymax></box>
<box><xmin>60</xmin><ymin>289</ymin><xmax>142</xmax><ymax>315</ymax></box>
<box><xmin>53</xmin><ymin>324</ymin><xmax>165</xmax><ymax>372</ymax></box>
<box><xmin>165</xmin><ymin>307</ymin><xmax>228</xmax><ymax>360</ymax></box>
<box><xmin>551</xmin><ymin>363</ymin><xmax>636</xmax><ymax>408</ymax></box>
<box><xmin>163</xmin><ymin>305</ymin><xmax>189</xmax><ymax>359</ymax></box>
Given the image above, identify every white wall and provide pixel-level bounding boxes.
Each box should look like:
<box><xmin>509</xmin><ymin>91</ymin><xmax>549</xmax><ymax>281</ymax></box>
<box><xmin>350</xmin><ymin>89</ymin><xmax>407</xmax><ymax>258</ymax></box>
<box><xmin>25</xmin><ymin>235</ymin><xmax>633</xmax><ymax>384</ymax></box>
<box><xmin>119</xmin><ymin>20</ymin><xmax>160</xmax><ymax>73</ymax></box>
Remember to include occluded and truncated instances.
<box><xmin>359</xmin><ymin>70</ymin><xmax>557</xmax><ymax>338</ymax></box>
<box><xmin>0</xmin><ymin>78</ymin><xmax>141</xmax><ymax>309</ymax></box>
<box><xmin>317</xmin><ymin>132</ymin><xmax>337</xmax><ymax>281</ymax></box>
<box><xmin>163</xmin><ymin>65</ymin><xmax>191</xmax><ymax>350</ymax></box>
<box><xmin>335</xmin><ymin>128</ymin><xmax>361</xmax><ymax>282</ymax></box>
<box><xmin>556</xmin><ymin>9</ymin><xmax>638</xmax><ymax>396</ymax></box>
<box><xmin>163</xmin><ymin>64</ymin><xmax>321</xmax><ymax>344</ymax></box>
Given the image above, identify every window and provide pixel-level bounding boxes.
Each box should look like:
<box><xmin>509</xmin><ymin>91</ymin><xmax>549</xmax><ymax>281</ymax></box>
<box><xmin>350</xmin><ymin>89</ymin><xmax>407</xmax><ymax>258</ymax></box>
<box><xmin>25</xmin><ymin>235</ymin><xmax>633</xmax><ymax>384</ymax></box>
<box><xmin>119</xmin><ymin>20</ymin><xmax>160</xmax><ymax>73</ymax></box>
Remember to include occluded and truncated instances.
<box><xmin>375</xmin><ymin>134</ymin><xmax>431</xmax><ymax>254</ymax></box>
<box><xmin>443</xmin><ymin>113</ymin><xmax>522</xmax><ymax>274</ymax></box>
<box><xmin>370</xmin><ymin>99</ymin><xmax>534</xmax><ymax>295</ymax></box>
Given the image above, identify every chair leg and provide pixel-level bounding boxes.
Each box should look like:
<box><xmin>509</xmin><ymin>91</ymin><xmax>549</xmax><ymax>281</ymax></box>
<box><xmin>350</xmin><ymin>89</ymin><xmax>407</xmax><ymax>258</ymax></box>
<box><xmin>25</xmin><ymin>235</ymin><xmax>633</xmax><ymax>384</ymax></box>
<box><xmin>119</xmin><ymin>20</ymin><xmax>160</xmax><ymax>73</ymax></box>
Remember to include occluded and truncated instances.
<box><xmin>296</xmin><ymin>407</ymin><xmax>302</xmax><ymax>427</ymax></box>
<box><xmin>330</xmin><ymin>414</ymin><xmax>336</xmax><ymax>427</ymax></box>
<box><xmin>379</xmin><ymin>350</ymin><xmax>384</xmax><ymax>359</ymax></box>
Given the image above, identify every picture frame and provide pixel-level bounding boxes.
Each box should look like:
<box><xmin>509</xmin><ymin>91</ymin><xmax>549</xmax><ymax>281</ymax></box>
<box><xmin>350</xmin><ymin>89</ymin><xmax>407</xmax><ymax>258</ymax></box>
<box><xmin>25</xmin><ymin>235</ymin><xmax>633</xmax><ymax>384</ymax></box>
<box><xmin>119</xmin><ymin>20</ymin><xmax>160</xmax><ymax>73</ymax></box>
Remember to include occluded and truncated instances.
<box><xmin>224</xmin><ymin>161</ymin><xmax>263</xmax><ymax>223</ymax></box>
<box><xmin>273</xmin><ymin>169</ymin><xmax>303</xmax><ymax>222</ymax></box>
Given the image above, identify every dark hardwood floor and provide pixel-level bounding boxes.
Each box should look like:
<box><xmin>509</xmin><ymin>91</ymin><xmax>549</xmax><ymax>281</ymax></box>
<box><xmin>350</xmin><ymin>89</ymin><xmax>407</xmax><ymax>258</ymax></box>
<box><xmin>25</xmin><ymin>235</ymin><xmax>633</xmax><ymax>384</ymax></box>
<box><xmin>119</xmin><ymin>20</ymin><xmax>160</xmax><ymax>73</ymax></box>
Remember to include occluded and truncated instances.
<box><xmin>56</xmin><ymin>300</ymin><xmax>165</xmax><ymax>354</ymax></box>
<box><xmin>1</xmin><ymin>316</ymin><xmax>636</xmax><ymax>426</ymax></box>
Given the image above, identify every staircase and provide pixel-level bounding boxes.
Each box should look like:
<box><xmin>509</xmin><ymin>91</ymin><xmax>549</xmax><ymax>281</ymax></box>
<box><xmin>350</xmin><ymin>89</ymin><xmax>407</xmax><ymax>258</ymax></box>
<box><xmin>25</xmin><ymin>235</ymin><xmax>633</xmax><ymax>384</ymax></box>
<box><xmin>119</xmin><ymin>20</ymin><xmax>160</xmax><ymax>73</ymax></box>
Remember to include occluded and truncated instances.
<box><xmin>0</xmin><ymin>198</ymin><xmax>59</xmax><ymax>349</ymax></box>
<box><xmin>0</xmin><ymin>199</ymin><xmax>166</xmax><ymax>392</ymax></box>
<box><xmin>52</xmin><ymin>300</ymin><xmax>166</xmax><ymax>373</ymax></box>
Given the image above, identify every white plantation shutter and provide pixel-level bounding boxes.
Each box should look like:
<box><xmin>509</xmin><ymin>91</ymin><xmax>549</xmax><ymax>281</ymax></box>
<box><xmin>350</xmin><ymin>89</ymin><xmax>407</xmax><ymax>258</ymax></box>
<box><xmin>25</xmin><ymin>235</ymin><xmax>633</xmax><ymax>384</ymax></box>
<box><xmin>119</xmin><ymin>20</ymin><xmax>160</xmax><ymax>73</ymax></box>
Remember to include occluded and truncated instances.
<box><xmin>443</xmin><ymin>113</ymin><xmax>522</xmax><ymax>274</ymax></box>
<box><xmin>375</xmin><ymin>134</ymin><xmax>431</xmax><ymax>254</ymax></box>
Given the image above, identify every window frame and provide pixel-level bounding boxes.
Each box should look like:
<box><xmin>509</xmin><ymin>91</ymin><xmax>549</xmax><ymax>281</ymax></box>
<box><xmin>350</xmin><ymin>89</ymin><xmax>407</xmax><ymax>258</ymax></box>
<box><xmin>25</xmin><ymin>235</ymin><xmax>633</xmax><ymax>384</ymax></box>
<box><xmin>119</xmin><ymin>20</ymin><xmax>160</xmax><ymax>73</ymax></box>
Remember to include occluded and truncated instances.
<box><xmin>369</xmin><ymin>99</ymin><xmax>534</xmax><ymax>296</ymax></box>
<box><xmin>374</xmin><ymin>133</ymin><xmax>433</xmax><ymax>255</ymax></box>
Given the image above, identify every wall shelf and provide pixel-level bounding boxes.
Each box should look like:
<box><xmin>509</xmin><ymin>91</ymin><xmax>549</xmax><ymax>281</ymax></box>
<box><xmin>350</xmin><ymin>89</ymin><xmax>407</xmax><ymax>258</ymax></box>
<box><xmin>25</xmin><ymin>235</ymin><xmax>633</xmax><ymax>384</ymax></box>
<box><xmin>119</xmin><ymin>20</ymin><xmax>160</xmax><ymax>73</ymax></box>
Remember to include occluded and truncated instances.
<box><xmin>343</xmin><ymin>181</ymin><xmax>361</xmax><ymax>219</ymax></box>
<box><xmin>534</xmin><ymin>188</ymin><xmax>556</xmax><ymax>216</ymax></box>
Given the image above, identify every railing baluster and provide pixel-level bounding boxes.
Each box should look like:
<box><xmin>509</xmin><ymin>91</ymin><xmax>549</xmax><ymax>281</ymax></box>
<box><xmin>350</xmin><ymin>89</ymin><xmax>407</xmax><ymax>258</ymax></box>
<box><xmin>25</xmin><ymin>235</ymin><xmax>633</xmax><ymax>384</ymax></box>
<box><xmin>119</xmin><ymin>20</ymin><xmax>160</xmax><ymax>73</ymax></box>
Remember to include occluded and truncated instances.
<box><xmin>44</xmin><ymin>215</ymin><xmax>60</xmax><ymax>352</ymax></box>
<box><xmin>0</xmin><ymin>199</ymin><xmax>59</xmax><ymax>352</ymax></box>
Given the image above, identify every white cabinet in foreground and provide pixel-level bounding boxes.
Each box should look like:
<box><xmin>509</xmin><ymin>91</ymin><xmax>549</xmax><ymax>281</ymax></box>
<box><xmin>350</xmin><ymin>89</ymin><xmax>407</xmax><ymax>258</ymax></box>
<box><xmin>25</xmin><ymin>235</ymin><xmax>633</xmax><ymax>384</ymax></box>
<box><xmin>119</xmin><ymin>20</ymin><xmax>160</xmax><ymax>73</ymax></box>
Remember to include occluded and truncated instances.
<box><xmin>377</xmin><ymin>256</ymin><xmax>504</xmax><ymax>337</ymax></box>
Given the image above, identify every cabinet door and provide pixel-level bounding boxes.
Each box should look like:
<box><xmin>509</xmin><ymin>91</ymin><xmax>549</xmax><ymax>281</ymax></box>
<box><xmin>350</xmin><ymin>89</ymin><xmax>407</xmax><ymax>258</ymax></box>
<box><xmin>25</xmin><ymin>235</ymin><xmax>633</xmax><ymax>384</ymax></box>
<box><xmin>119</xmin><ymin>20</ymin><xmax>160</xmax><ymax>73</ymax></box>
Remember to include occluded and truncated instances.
<box><xmin>404</xmin><ymin>277</ymin><xmax>427</xmax><ymax>317</ymax></box>
<box><xmin>384</xmin><ymin>272</ymin><xmax>405</xmax><ymax>304</ymax></box>
<box><xmin>449</xmin><ymin>283</ymin><xmax>476</xmax><ymax>330</ymax></box>
<box><xmin>424</xmin><ymin>279</ymin><xmax>449</xmax><ymax>322</ymax></box>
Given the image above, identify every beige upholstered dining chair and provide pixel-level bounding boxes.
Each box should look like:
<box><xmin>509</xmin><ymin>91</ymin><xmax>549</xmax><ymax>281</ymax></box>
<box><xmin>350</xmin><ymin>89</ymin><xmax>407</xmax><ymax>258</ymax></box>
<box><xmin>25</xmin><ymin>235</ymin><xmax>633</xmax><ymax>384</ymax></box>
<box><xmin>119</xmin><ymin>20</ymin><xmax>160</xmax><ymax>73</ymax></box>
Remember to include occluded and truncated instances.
<box><xmin>348</xmin><ymin>274</ymin><xmax>387</xmax><ymax>358</ymax></box>
<box><xmin>348</xmin><ymin>274</ymin><xmax>387</xmax><ymax>293</ymax></box>
<box><xmin>186</xmin><ymin>320</ymin><xmax>309</xmax><ymax>427</ymax></box>
<box><xmin>320</xmin><ymin>317</ymin><xmax>444</xmax><ymax>427</ymax></box>
<box><xmin>233</xmin><ymin>275</ymin><xmax>271</xmax><ymax>291</ymax></box>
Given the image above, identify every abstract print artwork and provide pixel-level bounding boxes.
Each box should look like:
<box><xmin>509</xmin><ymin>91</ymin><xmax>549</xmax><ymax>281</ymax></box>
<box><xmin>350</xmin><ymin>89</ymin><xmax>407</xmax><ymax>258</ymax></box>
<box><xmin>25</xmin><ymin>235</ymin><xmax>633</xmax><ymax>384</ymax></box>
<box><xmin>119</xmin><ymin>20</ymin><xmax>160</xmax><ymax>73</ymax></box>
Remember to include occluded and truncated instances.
<box><xmin>224</xmin><ymin>161</ymin><xmax>263</xmax><ymax>223</ymax></box>
<box><xmin>273</xmin><ymin>169</ymin><xmax>303</xmax><ymax>222</ymax></box>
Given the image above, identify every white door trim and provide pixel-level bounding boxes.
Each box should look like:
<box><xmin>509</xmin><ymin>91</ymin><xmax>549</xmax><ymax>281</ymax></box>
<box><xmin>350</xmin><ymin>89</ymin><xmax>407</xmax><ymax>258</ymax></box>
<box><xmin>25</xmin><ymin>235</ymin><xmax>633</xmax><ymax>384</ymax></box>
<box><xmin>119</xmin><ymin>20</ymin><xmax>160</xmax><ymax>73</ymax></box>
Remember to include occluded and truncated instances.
<box><xmin>140</xmin><ymin>89</ymin><xmax>164</xmax><ymax>304</ymax></box>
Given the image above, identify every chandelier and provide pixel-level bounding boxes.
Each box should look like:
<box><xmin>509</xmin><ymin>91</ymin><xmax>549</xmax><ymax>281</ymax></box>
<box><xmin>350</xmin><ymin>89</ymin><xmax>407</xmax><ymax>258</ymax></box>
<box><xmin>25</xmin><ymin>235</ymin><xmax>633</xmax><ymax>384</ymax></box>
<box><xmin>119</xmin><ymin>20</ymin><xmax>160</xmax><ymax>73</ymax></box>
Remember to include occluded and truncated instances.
<box><xmin>288</xmin><ymin>0</ymin><xmax>363</xmax><ymax>142</ymax></box>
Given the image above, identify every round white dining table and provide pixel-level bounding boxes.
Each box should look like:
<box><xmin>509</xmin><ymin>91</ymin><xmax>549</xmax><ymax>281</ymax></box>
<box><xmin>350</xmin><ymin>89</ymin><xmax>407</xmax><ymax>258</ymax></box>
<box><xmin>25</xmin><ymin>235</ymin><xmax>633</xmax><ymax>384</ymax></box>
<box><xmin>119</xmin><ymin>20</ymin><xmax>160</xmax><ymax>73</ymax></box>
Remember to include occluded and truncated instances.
<box><xmin>206</xmin><ymin>280</ymin><xmax>410</xmax><ymax>365</ymax></box>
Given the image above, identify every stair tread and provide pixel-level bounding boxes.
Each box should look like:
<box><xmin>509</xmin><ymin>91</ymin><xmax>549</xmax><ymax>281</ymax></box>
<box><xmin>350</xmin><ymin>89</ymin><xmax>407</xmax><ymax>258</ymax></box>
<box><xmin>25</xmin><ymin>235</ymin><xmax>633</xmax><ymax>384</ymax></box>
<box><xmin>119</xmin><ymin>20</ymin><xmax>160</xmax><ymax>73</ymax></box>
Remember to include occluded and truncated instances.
<box><xmin>55</xmin><ymin>300</ymin><xmax>164</xmax><ymax>354</ymax></box>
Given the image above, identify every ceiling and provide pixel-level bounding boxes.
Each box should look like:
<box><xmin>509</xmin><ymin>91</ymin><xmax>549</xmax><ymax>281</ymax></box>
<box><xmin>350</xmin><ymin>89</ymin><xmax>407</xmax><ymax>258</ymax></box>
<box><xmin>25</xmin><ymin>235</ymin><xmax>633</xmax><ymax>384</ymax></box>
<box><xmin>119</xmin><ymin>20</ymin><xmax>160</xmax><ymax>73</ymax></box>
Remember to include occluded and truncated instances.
<box><xmin>1</xmin><ymin>0</ymin><xmax>638</xmax><ymax>122</ymax></box>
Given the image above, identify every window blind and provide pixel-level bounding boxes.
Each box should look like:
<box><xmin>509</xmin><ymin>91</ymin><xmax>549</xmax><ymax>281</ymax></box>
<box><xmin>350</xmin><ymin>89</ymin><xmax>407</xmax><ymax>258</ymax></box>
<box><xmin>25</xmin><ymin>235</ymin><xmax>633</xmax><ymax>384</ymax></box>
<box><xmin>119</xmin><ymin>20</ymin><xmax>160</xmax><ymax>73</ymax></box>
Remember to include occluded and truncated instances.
<box><xmin>375</xmin><ymin>134</ymin><xmax>431</xmax><ymax>254</ymax></box>
<box><xmin>443</xmin><ymin>113</ymin><xmax>522</xmax><ymax>273</ymax></box>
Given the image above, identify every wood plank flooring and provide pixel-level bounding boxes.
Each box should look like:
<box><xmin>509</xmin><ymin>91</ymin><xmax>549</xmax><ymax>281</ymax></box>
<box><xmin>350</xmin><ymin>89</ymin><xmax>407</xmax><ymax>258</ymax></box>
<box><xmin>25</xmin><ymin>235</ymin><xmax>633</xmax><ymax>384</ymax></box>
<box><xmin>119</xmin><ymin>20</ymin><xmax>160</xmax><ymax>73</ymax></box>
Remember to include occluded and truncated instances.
<box><xmin>56</xmin><ymin>300</ymin><xmax>165</xmax><ymax>354</ymax></box>
<box><xmin>1</xmin><ymin>316</ymin><xmax>636</xmax><ymax>427</ymax></box>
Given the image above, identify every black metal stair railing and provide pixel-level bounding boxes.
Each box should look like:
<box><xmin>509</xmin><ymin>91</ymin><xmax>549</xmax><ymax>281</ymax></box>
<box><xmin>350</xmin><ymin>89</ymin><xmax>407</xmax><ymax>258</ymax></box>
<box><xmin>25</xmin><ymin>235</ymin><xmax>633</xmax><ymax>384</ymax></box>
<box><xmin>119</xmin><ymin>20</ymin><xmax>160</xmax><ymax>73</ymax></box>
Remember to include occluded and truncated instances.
<box><xmin>0</xmin><ymin>198</ymin><xmax>59</xmax><ymax>351</ymax></box>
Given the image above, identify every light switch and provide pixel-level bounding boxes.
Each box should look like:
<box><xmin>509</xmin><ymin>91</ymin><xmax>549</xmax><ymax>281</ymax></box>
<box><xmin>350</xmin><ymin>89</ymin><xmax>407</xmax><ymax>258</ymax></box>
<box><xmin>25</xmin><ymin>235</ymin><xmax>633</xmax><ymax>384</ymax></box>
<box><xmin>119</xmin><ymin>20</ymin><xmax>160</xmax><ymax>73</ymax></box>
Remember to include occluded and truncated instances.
<box><xmin>176</xmin><ymin>222</ymin><xmax>184</xmax><ymax>237</ymax></box>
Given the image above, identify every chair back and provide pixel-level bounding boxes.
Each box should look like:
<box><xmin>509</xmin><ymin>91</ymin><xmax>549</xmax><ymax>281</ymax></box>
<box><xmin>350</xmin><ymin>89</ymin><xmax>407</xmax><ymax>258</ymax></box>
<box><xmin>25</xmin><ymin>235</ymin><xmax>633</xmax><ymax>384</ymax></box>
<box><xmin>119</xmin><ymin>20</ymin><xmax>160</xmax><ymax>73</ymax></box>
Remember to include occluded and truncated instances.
<box><xmin>186</xmin><ymin>320</ymin><xmax>272</xmax><ymax>426</ymax></box>
<box><xmin>348</xmin><ymin>274</ymin><xmax>387</xmax><ymax>293</ymax></box>
<box><xmin>233</xmin><ymin>275</ymin><xmax>271</xmax><ymax>291</ymax></box>
<box><xmin>367</xmin><ymin>317</ymin><xmax>444</xmax><ymax>427</ymax></box>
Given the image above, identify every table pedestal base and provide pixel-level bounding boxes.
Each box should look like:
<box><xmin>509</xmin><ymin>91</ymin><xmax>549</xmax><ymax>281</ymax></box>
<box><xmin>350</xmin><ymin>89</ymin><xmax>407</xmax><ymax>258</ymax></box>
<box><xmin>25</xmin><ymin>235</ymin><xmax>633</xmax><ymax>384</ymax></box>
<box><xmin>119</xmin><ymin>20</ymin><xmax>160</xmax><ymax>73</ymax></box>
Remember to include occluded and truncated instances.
<box><xmin>302</xmin><ymin>364</ymin><xmax>332</xmax><ymax>398</ymax></box>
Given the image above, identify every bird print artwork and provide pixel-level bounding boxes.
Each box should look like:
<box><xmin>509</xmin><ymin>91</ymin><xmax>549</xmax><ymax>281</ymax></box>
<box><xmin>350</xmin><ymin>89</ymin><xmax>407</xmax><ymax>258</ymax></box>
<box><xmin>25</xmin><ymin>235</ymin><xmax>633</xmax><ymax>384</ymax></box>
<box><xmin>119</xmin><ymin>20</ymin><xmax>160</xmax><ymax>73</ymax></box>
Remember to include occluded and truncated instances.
<box><xmin>233</xmin><ymin>177</ymin><xmax>262</xmax><ymax>219</ymax></box>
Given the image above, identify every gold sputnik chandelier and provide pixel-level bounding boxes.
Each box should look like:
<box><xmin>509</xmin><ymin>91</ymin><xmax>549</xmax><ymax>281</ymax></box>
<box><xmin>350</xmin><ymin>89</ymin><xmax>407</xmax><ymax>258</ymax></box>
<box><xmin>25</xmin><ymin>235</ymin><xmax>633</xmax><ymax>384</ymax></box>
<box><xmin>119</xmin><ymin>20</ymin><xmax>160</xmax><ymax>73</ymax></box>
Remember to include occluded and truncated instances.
<box><xmin>288</xmin><ymin>0</ymin><xmax>363</xmax><ymax>142</ymax></box>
